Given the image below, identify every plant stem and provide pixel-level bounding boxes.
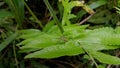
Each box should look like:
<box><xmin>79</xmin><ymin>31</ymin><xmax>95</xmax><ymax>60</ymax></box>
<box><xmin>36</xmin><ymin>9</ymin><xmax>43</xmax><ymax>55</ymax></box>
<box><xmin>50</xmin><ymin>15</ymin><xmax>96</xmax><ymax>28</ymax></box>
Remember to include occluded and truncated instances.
<box><xmin>24</xmin><ymin>1</ymin><xmax>43</xmax><ymax>28</ymax></box>
<box><xmin>13</xmin><ymin>42</ymin><xmax>19</xmax><ymax>68</ymax></box>
<box><xmin>43</xmin><ymin>0</ymin><xmax>64</xmax><ymax>34</ymax></box>
<box><xmin>81</xmin><ymin>47</ymin><xmax>98</xmax><ymax>68</ymax></box>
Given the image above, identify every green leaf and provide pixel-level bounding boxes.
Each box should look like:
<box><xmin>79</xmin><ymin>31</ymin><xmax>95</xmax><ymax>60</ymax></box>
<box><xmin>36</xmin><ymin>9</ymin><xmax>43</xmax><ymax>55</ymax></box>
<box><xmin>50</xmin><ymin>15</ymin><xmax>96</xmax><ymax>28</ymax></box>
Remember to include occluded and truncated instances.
<box><xmin>68</xmin><ymin>14</ymin><xmax>76</xmax><ymax>19</ymax></box>
<box><xmin>115</xmin><ymin>27</ymin><xmax>120</xmax><ymax>33</ymax></box>
<box><xmin>47</xmin><ymin>25</ymin><xmax>61</xmax><ymax>35</ymax></box>
<box><xmin>19</xmin><ymin>29</ymin><xmax>41</xmax><ymax>34</ymax></box>
<box><xmin>0</xmin><ymin>32</ymin><xmax>18</xmax><ymax>52</ymax></box>
<box><xmin>77</xmin><ymin>27</ymin><xmax>120</xmax><ymax>50</ymax></box>
<box><xmin>18</xmin><ymin>29</ymin><xmax>41</xmax><ymax>39</ymax></box>
<box><xmin>89</xmin><ymin>0</ymin><xmax>107</xmax><ymax>9</ymax></box>
<box><xmin>18</xmin><ymin>48</ymin><xmax>39</xmax><ymax>53</ymax></box>
<box><xmin>43</xmin><ymin>20</ymin><xmax>55</xmax><ymax>32</ymax></box>
<box><xmin>25</xmin><ymin>41</ymin><xmax>84</xmax><ymax>58</ymax></box>
<box><xmin>63</xmin><ymin>24</ymin><xmax>88</xmax><ymax>38</ymax></box>
<box><xmin>61</xmin><ymin>0</ymin><xmax>79</xmax><ymax>25</ymax></box>
<box><xmin>18</xmin><ymin>33</ymin><xmax>61</xmax><ymax>49</ymax></box>
<box><xmin>20</xmin><ymin>37</ymin><xmax>60</xmax><ymax>49</ymax></box>
<box><xmin>90</xmin><ymin>51</ymin><xmax>120</xmax><ymax>65</ymax></box>
<box><xmin>101</xmin><ymin>34</ymin><xmax>120</xmax><ymax>46</ymax></box>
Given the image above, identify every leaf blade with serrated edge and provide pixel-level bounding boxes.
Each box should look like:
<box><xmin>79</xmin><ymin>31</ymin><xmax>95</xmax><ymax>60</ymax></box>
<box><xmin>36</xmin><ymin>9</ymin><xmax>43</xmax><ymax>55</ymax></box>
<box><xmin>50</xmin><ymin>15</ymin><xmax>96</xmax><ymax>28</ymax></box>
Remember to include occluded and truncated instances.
<box><xmin>90</xmin><ymin>51</ymin><xmax>120</xmax><ymax>65</ymax></box>
<box><xmin>25</xmin><ymin>41</ymin><xmax>84</xmax><ymax>58</ymax></box>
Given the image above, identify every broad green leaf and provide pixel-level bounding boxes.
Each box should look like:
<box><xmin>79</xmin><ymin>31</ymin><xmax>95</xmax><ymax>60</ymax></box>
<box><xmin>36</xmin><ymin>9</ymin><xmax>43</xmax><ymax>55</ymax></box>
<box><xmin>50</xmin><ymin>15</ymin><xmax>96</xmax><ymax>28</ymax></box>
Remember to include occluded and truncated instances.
<box><xmin>18</xmin><ymin>34</ymin><xmax>61</xmax><ymax>49</ymax></box>
<box><xmin>90</xmin><ymin>51</ymin><xmax>120</xmax><ymax>65</ymax></box>
<box><xmin>63</xmin><ymin>24</ymin><xmax>88</xmax><ymax>38</ymax></box>
<box><xmin>18</xmin><ymin>29</ymin><xmax>41</xmax><ymax>39</ymax></box>
<box><xmin>19</xmin><ymin>37</ymin><xmax>60</xmax><ymax>49</ymax></box>
<box><xmin>78</xmin><ymin>27</ymin><xmax>120</xmax><ymax>50</ymax></box>
<box><xmin>101</xmin><ymin>34</ymin><xmax>120</xmax><ymax>46</ymax></box>
<box><xmin>115</xmin><ymin>27</ymin><xmax>120</xmax><ymax>33</ymax></box>
<box><xmin>78</xmin><ymin>37</ymin><xmax>119</xmax><ymax>51</ymax></box>
<box><xmin>81</xmin><ymin>42</ymin><xmax>119</xmax><ymax>51</ymax></box>
<box><xmin>25</xmin><ymin>41</ymin><xmax>84</xmax><ymax>58</ymax></box>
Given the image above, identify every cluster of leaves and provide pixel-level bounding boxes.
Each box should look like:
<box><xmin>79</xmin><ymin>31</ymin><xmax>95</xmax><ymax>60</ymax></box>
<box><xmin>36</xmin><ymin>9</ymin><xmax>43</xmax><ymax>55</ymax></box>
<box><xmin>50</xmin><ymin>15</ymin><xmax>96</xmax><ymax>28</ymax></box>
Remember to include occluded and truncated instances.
<box><xmin>16</xmin><ymin>0</ymin><xmax>120</xmax><ymax>67</ymax></box>
<box><xmin>17</xmin><ymin>25</ymin><xmax>120</xmax><ymax>65</ymax></box>
<box><xmin>0</xmin><ymin>0</ymin><xmax>24</xmax><ymax>50</ymax></box>
<box><xmin>0</xmin><ymin>0</ymin><xmax>25</xmax><ymax>68</ymax></box>
<box><xmin>0</xmin><ymin>0</ymin><xmax>120</xmax><ymax>68</ymax></box>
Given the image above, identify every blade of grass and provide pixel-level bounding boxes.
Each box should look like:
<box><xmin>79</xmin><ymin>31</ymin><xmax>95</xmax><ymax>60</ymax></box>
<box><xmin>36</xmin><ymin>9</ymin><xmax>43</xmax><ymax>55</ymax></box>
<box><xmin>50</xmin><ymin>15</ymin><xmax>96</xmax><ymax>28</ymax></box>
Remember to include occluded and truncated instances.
<box><xmin>24</xmin><ymin>1</ymin><xmax>43</xmax><ymax>28</ymax></box>
<box><xmin>3</xmin><ymin>0</ymin><xmax>24</xmax><ymax>28</ymax></box>
<box><xmin>43</xmin><ymin>0</ymin><xmax>64</xmax><ymax>34</ymax></box>
<box><xmin>0</xmin><ymin>32</ymin><xmax>18</xmax><ymax>52</ymax></box>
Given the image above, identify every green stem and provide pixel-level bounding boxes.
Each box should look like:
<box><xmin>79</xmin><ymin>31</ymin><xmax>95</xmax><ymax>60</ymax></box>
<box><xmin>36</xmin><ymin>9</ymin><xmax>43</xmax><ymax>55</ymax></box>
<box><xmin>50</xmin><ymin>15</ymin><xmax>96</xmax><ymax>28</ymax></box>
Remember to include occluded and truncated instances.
<box><xmin>81</xmin><ymin>47</ymin><xmax>98</xmax><ymax>68</ymax></box>
<box><xmin>24</xmin><ymin>1</ymin><xmax>43</xmax><ymax>28</ymax></box>
<box><xmin>86</xmin><ymin>51</ymin><xmax>98</xmax><ymax>68</ymax></box>
<box><xmin>43</xmin><ymin>0</ymin><xmax>64</xmax><ymax>34</ymax></box>
<box><xmin>13</xmin><ymin>42</ymin><xmax>19</xmax><ymax>68</ymax></box>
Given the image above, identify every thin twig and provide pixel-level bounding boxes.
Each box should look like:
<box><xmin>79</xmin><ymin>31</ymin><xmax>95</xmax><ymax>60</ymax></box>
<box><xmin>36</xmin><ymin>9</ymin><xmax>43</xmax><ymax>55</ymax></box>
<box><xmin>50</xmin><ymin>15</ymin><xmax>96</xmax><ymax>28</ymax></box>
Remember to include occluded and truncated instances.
<box><xmin>78</xmin><ymin>12</ymin><xmax>95</xmax><ymax>25</ymax></box>
<box><xmin>107</xmin><ymin>64</ymin><xmax>112</xmax><ymax>68</ymax></box>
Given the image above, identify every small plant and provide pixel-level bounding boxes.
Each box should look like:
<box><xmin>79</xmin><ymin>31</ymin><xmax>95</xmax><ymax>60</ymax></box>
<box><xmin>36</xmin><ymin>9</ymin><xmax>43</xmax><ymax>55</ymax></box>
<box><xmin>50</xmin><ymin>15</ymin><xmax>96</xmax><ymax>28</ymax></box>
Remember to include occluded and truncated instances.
<box><xmin>17</xmin><ymin>0</ymin><xmax>120</xmax><ymax>68</ymax></box>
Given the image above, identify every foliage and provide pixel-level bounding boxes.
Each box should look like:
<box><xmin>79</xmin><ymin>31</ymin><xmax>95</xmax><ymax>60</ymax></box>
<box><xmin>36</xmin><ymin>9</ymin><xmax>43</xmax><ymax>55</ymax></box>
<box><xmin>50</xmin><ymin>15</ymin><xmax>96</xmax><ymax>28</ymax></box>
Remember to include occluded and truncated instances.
<box><xmin>73</xmin><ymin>0</ymin><xmax>107</xmax><ymax>24</ymax></box>
<box><xmin>88</xmin><ymin>1</ymin><xmax>117</xmax><ymax>25</ymax></box>
<box><xmin>0</xmin><ymin>0</ymin><xmax>120</xmax><ymax>68</ymax></box>
<box><xmin>16</xmin><ymin>0</ymin><xmax>120</xmax><ymax>67</ymax></box>
<box><xmin>0</xmin><ymin>32</ymin><xmax>18</xmax><ymax>52</ymax></box>
<box><xmin>3</xmin><ymin>0</ymin><xmax>24</xmax><ymax>28</ymax></box>
<box><xmin>18</xmin><ymin>25</ymin><xmax>120</xmax><ymax>65</ymax></box>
